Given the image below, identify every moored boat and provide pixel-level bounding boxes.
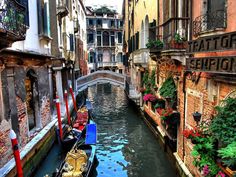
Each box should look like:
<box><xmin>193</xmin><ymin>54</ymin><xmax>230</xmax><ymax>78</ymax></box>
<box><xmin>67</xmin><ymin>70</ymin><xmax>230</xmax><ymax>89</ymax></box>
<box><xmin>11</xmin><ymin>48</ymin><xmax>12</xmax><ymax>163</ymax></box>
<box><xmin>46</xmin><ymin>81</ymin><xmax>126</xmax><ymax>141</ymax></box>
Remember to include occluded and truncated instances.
<box><xmin>57</xmin><ymin>106</ymin><xmax>89</xmax><ymax>149</ymax></box>
<box><xmin>53</xmin><ymin>121</ymin><xmax>97</xmax><ymax>177</ymax></box>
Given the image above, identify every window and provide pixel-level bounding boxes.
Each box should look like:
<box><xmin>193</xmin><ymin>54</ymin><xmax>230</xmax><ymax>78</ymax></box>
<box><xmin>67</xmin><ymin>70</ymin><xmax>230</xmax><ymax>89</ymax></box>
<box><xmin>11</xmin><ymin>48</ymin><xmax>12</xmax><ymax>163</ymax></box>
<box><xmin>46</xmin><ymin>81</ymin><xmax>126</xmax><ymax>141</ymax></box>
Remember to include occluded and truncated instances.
<box><xmin>69</xmin><ymin>34</ymin><xmax>74</xmax><ymax>51</ymax></box>
<box><xmin>87</xmin><ymin>34</ymin><xmax>94</xmax><ymax>43</ymax></box>
<box><xmin>110</xmin><ymin>20</ymin><xmax>115</xmax><ymax>28</ymax></box>
<box><xmin>37</xmin><ymin>0</ymin><xmax>50</xmax><ymax>36</ymax></box>
<box><xmin>103</xmin><ymin>31</ymin><xmax>109</xmax><ymax>46</ymax></box>
<box><xmin>117</xmin><ymin>52</ymin><xmax>122</xmax><ymax>62</ymax></box>
<box><xmin>97</xmin><ymin>19</ymin><xmax>102</xmax><ymax>27</ymax></box>
<box><xmin>118</xmin><ymin>32</ymin><xmax>122</xmax><ymax>43</ymax></box>
<box><xmin>89</xmin><ymin>52</ymin><xmax>94</xmax><ymax>63</ymax></box>
<box><xmin>89</xmin><ymin>19</ymin><xmax>93</xmax><ymax>26</ymax></box>
<box><xmin>97</xmin><ymin>31</ymin><xmax>101</xmax><ymax>46</ymax></box>
<box><xmin>120</xmin><ymin>21</ymin><xmax>123</xmax><ymax>28</ymax></box>
<box><xmin>17</xmin><ymin>0</ymin><xmax>29</xmax><ymax>26</ymax></box>
<box><xmin>112</xmin><ymin>54</ymin><xmax>115</xmax><ymax>62</ymax></box>
<box><xmin>110</xmin><ymin>31</ymin><xmax>115</xmax><ymax>46</ymax></box>
<box><xmin>98</xmin><ymin>54</ymin><xmax>103</xmax><ymax>62</ymax></box>
<box><xmin>206</xmin><ymin>0</ymin><xmax>226</xmax><ymax>29</ymax></box>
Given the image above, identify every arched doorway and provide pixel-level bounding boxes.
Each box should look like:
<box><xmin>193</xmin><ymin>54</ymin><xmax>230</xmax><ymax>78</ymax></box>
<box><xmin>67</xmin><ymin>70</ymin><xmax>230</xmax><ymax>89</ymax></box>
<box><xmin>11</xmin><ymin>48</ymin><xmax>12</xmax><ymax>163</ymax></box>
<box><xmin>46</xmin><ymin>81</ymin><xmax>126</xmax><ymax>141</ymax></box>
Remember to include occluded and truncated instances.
<box><xmin>25</xmin><ymin>69</ymin><xmax>39</xmax><ymax>131</ymax></box>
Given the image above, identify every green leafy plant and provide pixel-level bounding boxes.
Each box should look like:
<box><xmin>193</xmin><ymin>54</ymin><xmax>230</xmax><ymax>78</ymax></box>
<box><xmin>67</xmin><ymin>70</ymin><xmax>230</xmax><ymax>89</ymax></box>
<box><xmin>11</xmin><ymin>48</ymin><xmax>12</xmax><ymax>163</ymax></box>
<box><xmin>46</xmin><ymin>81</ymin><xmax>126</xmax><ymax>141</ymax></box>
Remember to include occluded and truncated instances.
<box><xmin>159</xmin><ymin>77</ymin><xmax>177</xmax><ymax>106</ymax></box>
<box><xmin>191</xmin><ymin>136</ymin><xmax>220</xmax><ymax>176</ymax></box>
<box><xmin>210</xmin><ymin>97</ymin><xmax>236</xmax><ymax>145</ymax></box>
<box><xmin>149</xmin><ymin>69</ymin><xmax>156</xmax><ymax>88</ymax></box>
<box><xmin>142</xmin><ymin>69</ymin><xmax>156</xmax><ymax>94</ymax></box>
<box><xmin>173</xmin><ymin>33</ymin><xmax>186</xmax><ymax>44</ymax></box>
<box><xmin>146</xmin><ymin>39</ymin><xmax>163</xmax><ymax>49</ymax></box>
<box><xmin>142</xmin><ymin>71</ymin><xmax>149</xmax><ymax>87</ymax></box>
<box><xmin>154</xmin><ymin>99</ymin><xmax>165</xmax><ymax>109</ymax></box>
<box><xmin>218</xmin><ymin>141</ymin><xmax>236</xmax><ymax>169</ymax></box>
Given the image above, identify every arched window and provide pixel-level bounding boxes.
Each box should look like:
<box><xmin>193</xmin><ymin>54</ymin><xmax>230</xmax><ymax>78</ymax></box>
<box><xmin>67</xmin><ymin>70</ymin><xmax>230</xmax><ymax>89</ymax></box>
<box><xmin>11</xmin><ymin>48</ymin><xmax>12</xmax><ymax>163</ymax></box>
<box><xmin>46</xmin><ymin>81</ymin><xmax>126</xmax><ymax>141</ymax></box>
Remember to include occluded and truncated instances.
<box><xmin>103</xmin><ymin>31</ymin><xmax>110</xmax><ymax>46</ymax></box>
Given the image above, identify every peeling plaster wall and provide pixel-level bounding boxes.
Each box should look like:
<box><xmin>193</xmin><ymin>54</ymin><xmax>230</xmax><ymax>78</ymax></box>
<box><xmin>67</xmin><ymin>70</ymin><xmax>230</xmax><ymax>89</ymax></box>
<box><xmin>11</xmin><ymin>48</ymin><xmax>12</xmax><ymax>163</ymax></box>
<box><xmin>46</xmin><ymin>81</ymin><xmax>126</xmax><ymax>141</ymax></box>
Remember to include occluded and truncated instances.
<box><xmin>0</xmin><ymin>65</ymin><xmax>52</xmax><ymax>168</ymax></box>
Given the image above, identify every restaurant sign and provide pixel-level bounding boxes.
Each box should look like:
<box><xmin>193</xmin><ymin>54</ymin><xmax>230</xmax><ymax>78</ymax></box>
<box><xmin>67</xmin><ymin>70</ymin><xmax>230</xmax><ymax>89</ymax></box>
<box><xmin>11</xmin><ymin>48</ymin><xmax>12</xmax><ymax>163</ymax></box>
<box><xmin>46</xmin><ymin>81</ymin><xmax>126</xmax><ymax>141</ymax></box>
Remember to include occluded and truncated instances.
<box><xmin>188</xmin><ymin>32</ymin><xmax>236</xmax><ymax>53</ymax></box>
<box><xmin>186</xmin><ymin>56</ymin><xmax>236</xmax><ymax>74</ymax></box>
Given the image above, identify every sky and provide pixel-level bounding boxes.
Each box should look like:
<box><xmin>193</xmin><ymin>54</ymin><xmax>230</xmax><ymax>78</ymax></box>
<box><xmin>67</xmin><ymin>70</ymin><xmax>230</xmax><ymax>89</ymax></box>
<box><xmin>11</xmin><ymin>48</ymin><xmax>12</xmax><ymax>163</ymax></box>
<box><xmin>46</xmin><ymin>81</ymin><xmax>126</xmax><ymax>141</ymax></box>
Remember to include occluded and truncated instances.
<box><xmin>85</xmin><ymin>0</ymin><xmax>123</xmax><ymax>14</ymax></box>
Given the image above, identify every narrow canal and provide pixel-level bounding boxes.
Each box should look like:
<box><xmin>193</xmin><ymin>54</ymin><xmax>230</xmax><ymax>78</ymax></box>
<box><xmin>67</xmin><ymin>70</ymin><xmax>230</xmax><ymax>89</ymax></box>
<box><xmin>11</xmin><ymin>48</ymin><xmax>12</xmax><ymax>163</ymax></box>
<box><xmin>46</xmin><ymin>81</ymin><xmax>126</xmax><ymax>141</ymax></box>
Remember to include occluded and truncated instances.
<box><xmin>87</xmin><ymin>84</ymin><xmax>176</xmax><ymax>177</ymax></box>
<box><xmin>34</xmin><ymin>83</ymin><xmax>176</xmax><ymax>177</ymax></box>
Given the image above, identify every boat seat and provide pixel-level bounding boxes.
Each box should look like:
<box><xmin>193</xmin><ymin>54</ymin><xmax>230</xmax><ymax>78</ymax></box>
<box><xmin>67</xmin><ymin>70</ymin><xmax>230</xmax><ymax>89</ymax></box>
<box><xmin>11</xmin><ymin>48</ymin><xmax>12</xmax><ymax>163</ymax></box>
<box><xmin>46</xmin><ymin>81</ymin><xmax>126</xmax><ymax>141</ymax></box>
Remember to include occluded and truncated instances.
<box><xmin>62</xmin><ymin>149</ymin><xmax>88</xmax><ymax>177</ymax></box>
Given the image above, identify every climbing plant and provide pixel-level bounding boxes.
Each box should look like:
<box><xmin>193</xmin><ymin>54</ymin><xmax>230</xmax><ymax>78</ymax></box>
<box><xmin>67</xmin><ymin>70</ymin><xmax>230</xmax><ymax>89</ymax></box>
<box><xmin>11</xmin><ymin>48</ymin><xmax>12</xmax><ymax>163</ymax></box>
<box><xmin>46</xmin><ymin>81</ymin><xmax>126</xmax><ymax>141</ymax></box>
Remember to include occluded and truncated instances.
<box><xmin>210</xmin><ymin>97</ymin><xmax>236</xmax><ymax>145</ymax></box>
<box><xmin>159</xmin><ymin>77</ymin><xmax>177</xmax><ymax>101</ymax></box>
<box><xmin>142</xmin><ymin>69</ymin><xmax>156</xmax><ymax>94</ymax></box>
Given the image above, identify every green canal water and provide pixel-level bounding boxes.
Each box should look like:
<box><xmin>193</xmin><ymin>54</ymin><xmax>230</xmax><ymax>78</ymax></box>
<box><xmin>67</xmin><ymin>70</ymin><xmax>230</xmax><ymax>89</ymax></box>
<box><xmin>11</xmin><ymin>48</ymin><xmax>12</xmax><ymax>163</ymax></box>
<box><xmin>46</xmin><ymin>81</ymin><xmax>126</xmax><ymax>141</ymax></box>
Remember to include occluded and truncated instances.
<box><xmin>34</xmin><ymin>84</ymin><xmax>176</xmax><ymax>177</ymax></box>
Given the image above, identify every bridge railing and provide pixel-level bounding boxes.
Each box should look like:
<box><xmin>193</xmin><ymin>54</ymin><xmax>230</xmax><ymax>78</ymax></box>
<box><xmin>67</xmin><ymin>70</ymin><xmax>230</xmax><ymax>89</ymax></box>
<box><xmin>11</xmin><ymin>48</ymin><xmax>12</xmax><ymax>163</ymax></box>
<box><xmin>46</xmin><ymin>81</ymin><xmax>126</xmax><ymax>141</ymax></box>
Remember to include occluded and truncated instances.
<box><xmin>76</xmin><ymin>71</ymin><xmax>127</xmax><ymax>91</ymax></box>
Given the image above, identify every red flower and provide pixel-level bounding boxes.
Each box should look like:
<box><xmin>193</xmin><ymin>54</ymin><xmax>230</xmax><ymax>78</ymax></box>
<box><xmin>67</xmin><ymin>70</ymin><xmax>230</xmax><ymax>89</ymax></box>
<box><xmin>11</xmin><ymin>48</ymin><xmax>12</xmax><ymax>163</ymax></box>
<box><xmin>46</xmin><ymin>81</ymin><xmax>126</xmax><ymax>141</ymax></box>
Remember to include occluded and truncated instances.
<box><xmin>143</xmin><ymin>94</ymin><xmax>157</xmax><ymax>102</ymax></box>
<box><xmin>183</xmin><ymin>128</ymin><xmax>202</xmax><ymax>139</ymax></box>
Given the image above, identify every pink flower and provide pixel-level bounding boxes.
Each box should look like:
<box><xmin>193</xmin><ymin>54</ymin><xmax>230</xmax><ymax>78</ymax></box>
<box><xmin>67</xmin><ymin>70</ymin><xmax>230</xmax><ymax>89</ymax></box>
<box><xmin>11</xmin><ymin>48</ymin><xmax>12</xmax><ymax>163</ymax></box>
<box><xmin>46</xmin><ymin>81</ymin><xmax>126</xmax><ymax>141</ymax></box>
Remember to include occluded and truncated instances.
<box><xmin>216</xmin><ymin>171</ymin><xmax>225</xmax><ymax>177</ymax></box>
<box><xmin>202</xmin><ymin>165</ymin><xmax>210</xmax><ymax>176</ymax></box>
<box><xmin>143</xmin><ymin>94</ymin><xmax>157</xmax><ymax>102</ymax></box>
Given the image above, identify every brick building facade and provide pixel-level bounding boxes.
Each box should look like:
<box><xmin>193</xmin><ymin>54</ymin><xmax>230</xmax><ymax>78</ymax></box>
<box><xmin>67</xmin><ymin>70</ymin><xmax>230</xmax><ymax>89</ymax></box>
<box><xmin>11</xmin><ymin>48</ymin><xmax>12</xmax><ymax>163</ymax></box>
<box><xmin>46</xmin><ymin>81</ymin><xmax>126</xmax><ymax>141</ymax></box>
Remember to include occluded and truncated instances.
<box><xmin>124</xmin><ymin>0</ymin><xmax>236</xmax><ymax>176</ymax></box>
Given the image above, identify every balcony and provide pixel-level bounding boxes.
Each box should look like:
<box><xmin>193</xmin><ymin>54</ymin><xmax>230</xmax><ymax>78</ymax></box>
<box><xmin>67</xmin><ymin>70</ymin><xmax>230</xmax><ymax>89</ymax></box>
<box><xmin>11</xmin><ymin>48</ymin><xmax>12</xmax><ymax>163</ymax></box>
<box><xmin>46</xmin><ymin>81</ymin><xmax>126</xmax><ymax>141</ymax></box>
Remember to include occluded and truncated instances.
<box><xmin>133</xmin><ymin>48</ymin><xmax>149</xmax><ymax>65</ymax></box>
<box><xmin>57</xmin><ymin>1</ymin><xmax>69</xmax><ymax>18</ymax></box>
<box><xmin>193</xmin><ymin>10</ymin><xmax>227</xmax><ymax>37</ymax></box>
<box><xmin>87</xmin><ymin>24</ymin><xmax>96</xmax><ymax>30</ymax></box>
<box><xmin>97</xmin><ymin>62</ymin><xmax>117</xmax><ymax>68</ymax></box>
<box><xmin>0</xmin><ymin>0</ymin><xmax>27</xmax><ymax>49</ymax></box>
<box><xmin>162</xmin><ymin>17</ymin><xmax>189</xmax><ymax>51</ymax></box>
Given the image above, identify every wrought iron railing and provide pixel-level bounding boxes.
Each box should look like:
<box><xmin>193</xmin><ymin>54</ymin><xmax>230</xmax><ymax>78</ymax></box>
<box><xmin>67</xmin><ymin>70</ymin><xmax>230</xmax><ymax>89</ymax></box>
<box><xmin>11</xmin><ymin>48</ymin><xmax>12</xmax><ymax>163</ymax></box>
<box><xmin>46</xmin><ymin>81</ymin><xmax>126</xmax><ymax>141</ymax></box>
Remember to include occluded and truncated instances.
<box><xmin>193</xmin><ymin>10</ymin><xmax>227</xmax><ymax>36</ymax></box>
<box><xmin>162</xmin><ymin>17</ymin><xmax>189</xmax><ymax>50</ymax></box>
<box><xmin>0</xmin><ymin>0</ymin><xmax>27</xmax><ymax>40</ymax></box>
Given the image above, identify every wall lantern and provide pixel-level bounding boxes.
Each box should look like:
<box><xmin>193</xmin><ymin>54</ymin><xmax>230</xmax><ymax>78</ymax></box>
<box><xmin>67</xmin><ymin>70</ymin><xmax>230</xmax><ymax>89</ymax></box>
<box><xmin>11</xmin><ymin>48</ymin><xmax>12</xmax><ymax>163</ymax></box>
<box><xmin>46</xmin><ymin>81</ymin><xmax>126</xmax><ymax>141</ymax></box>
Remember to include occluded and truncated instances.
<box><xmin>192</xmin><ymin>111</ymin><xmax>201</xmax><ymax>124</ymax></box>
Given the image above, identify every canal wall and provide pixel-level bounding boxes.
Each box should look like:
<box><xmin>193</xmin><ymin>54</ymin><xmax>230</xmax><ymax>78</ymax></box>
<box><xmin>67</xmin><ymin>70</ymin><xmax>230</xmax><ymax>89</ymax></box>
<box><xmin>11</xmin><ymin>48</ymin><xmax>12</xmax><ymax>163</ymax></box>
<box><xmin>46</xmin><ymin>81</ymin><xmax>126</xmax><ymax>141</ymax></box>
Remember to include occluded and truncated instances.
<box><xmin>0</xmin><ymin>94</ymin><xmax>79</xmax><ymax>177</ymax></box>
<box><xmin>129</xmin><ymin>99</ymin><xmax>193</xmax><ymax>177</ymax></box>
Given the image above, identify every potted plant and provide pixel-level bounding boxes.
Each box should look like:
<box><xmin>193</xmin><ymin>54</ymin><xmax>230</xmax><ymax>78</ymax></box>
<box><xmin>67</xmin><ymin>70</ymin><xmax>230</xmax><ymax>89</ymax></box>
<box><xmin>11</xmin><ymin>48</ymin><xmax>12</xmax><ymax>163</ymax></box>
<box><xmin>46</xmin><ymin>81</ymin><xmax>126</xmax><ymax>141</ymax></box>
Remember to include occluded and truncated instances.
<box><xmin>146</xmin><ymin>39</ymin><xmax>163</xmax><ymax>49</ymax></box>
<box><xmin>183</xmin><ymin>127</ymin><xmax>203</xmax><ymax>144</ymax></box>
<box><xmin>171</xmin><ymin>32</ymin><xmax>187</xmax><ymax>49</ymax></box>
<box><xmin>218</xmin><ymin>141</ymin><xmax>236</xmax><ymax>174</ymax></box>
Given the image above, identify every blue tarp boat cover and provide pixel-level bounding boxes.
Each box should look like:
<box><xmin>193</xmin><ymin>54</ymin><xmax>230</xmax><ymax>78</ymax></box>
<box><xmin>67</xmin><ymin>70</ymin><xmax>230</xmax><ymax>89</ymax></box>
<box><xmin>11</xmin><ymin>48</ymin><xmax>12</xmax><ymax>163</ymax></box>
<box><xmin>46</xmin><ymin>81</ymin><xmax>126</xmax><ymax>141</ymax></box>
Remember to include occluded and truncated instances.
<box><xmin>85</xmin><ymin>123</ymin><xmax>97</xmax><ymax>145</ymax></box>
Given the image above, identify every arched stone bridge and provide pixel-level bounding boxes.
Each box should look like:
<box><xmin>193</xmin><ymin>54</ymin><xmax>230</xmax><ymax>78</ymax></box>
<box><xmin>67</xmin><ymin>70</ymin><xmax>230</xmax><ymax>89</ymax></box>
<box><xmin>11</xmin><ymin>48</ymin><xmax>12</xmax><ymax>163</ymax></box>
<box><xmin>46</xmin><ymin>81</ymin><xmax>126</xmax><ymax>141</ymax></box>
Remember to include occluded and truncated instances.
<box><xmin>76</xmin><ymin>71</ymin><xmax>128</xmax><ymax>92</ymax></box>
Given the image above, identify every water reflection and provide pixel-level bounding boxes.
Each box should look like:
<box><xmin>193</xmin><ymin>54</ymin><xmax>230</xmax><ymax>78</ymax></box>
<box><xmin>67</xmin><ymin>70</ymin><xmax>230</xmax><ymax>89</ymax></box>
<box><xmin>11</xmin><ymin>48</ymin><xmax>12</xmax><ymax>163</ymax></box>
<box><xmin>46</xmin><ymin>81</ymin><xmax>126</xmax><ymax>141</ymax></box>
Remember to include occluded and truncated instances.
<box><xmin>88</xmin><ymin>84</ymin><xmax>176</xmax><ymax>177</ymax></box>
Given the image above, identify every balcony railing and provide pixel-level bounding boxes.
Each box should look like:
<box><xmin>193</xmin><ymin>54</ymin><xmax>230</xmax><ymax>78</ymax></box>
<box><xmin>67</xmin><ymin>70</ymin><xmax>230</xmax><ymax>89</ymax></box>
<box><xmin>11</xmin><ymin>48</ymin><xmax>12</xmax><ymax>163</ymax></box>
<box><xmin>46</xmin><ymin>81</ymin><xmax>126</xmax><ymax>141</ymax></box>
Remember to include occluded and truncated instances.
<box><xmin>97</xmin><ymin>62</ymin><xmax>117</xmax><ymax>68</ymax></box>
<box><xmin>133</xmin><ymin>48</ymin><xmax>149</xmax><ymax>65</ymax></box>
<box><xmin>193</xmin><ymin>10</ymin><xmax>227</xmax><ymax>37</ymax></box>
<box><xmin>162</xmin><ymin>17</ymin><xmax>189</xmax><ymax>51</ymax></box>
<box><xmin>0</xmin><ymin>0</ymin><xmax>27</xmax><ymax>43</ymax></box>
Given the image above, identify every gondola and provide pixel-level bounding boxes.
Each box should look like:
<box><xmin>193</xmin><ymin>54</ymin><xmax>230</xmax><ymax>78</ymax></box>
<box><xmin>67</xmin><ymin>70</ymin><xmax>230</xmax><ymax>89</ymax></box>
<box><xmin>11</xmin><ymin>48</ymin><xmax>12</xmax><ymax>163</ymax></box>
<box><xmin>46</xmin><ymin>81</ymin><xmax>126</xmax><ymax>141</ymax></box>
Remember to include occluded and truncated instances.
<box><xmin>53</xmin><ymin>122</ymin><xmax>97</xmax><ymax>177</ymax></box>
<box><xmin>57</xmin><ymin>106</ymin><xmax>89</xmax><ymax>150</ymax></box>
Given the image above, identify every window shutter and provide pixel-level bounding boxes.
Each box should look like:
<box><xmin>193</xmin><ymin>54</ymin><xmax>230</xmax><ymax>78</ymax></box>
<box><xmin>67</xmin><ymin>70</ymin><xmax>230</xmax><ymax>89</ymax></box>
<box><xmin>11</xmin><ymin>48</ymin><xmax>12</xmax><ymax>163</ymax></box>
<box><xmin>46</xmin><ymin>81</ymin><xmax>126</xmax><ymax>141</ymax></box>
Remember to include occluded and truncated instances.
<box><xmin>37</xmin><ymin>0</ymin><xmax>43</xmax><ymax>35</ymax></box>
<box><xmin>43</xmin><ymin>2</ymin><xmax>48</xmax><ymax>36</ymax></box>
<box><xmin>70</xmin><ymin>34</ymin><xmax>74</xmax><ymax>51</ymax></box>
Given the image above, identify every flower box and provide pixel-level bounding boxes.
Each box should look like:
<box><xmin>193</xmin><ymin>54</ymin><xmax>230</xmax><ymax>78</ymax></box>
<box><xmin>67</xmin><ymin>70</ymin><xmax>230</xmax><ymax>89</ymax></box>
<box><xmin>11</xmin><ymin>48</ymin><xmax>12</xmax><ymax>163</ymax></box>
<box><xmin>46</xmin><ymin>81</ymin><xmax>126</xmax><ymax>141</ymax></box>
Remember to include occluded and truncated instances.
<box><xmin>217</xmin><ymin>162</ymin><xmax>236</xmax><ymax>177</ymax></box>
